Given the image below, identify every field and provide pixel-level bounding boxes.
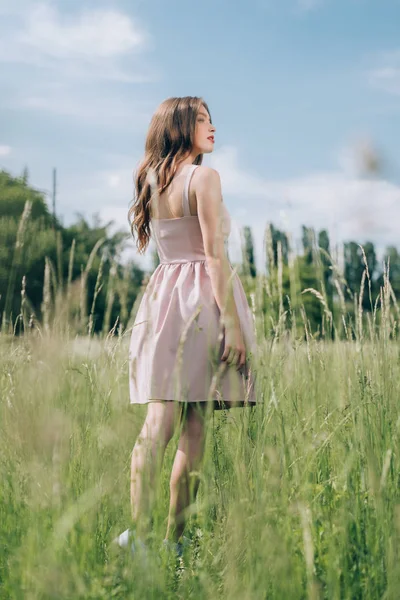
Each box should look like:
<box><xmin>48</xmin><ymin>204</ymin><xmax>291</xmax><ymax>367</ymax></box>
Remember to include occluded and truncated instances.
<box><xmin>1</xmin><ymin>192</ymin><xmax>400</xmax><ymax>598</ymax></box>
<box><xmin>1</xmin><ymin>321</ymin><xmax>400</xmax><ymax>599</ymax></box>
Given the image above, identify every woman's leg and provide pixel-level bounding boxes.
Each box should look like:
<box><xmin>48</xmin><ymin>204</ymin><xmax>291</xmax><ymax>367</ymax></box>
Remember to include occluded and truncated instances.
<box><xmin>130</xmin><ymin>400</ymin><xmax>182</xmax><ymax>535</ymax></box>
<box><xmin>165</xmin><ymin>402</ymin><xmax>208</xmax><ymax>542</ymax></box>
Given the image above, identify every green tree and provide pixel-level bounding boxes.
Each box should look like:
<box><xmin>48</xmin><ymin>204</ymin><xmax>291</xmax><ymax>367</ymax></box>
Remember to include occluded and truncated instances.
<box><xmin>302</xmin><ymin>225</ymin><xmax>316</xmax><ymax>265</ymax></box>
<box><xmin>243</xmin><ymin>225</ymin><xmax>257</xmax><ymax>278</ymax></box>
<box><xmin>0</xmin><ymin>169</ymin><xmax>145</xmax><ymax>334</ymax></box>
<box><xmin>0</xmin><ymin>169</ymin><xmax>54</xmax><ymax>224</ymax></box>
<box><xmin>0</xmin><ymin>170</ymin><xmax>59</xmax><ymax>324</ymax></box>
<box><xmin>269</xmin><ymin>223</ymin><xmax>289</xmax><ymax>267</ymax></box>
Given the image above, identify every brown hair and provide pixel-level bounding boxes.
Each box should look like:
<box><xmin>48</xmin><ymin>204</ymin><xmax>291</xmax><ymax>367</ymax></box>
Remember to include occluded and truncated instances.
<box><xmin>128</xmin><ymin>96</ymin><xmax>212</xmax><ymax>254</ymax></box>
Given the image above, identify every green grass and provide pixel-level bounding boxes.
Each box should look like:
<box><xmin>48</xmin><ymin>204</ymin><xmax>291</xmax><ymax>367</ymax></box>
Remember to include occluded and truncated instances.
<box><xmin>1</xmin><ymin>330</ymin><xmax>400</xmax><ymax>600</ymax></box>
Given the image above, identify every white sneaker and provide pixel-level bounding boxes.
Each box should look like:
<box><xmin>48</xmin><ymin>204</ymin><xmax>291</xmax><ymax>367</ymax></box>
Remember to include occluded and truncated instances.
<box><xmin>112</xmin><ymin>528</ymin><xmax>148</xmax><ymax>557</ymax></box>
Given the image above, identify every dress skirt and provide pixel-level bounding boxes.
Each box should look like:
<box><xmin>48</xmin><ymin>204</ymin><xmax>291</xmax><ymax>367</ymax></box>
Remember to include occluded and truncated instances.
<box><xmin>128</xmin><ymin>259</ymin><xmax>258</xmax><ymax>410</ymax></box>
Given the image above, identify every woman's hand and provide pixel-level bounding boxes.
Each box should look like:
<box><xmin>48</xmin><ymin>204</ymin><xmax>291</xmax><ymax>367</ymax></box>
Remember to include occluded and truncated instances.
<box><xmin>221</xmin><ymin>320</ymin><xmax>246</xmax><ymax>370</ymax></box>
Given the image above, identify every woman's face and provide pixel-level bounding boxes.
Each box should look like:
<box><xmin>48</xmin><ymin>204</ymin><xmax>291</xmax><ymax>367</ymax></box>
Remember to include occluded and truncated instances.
<box><xmin>193</xmin><ymin>106</ymin><xmax>216</xmax><ymax>154</ymax></box>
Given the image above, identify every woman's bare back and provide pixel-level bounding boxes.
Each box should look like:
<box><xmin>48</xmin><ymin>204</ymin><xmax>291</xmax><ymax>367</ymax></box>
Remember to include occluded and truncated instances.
<box><xmin>150</xmin><ymin>164</ymin><xmax>200</xmax><ymax>220</ymax></box>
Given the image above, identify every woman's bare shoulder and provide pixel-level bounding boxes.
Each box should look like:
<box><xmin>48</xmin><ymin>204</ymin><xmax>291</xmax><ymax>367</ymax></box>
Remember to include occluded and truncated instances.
<box><xmin>194</xmin><ymin>165</ymin><xmax>219</xmax><ymax>177</ymax></box>
<box><xmin>192</xmin><ymin>165</ymin><xmax>221</xmax><ymax>188</ymax></box>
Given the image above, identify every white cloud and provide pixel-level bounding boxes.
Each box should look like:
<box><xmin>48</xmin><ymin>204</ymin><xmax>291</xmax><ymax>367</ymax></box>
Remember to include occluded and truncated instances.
<box><xmin>0</xmin><ymin>145</ymin><xmax>11</xmax><ymax>156</ymax></box>
<box><xmin>0</xmin><ymin>3</ymin><xmax>158</xmax><ymax>121</ymax></box>
<box><xmin>209</xmin><ymin>146</ymin><xmax>400</xmax><ymax>271</ymax></box>
<box><xmin>0</xmin><ymin>4</ymin><xmax>150</xmax><ymax>74</ymax></box>
<box><xmin>59</xmin><ymin>165</ymin><xmax>134</xmax><ymax>219</ymax></box>
<box><xmin>83</xmin><ymin>146</ymin><xmax>400</xmax><ymax>274</ymax></box>
<box><xmin>23</xmin><ymin>5</ymin><xmax>145</xmax><ymax>60</ymax></box>
<box><xmin>208</xmin><ymin>146</ymin><xmax>268</xmax><ymax>197</ymax></box>
<box><xmin>18</xmin><ymin>85</ymin><xmax>152</xmax><ymax>124</ymax></box>
<box><xmin>368</xmin><ymin>49</ymin><xmax>400</xmax><ymax>96</ymax></box>
<box><xmin>206</xmin><ymin>156</ymin><xmax>389</xmax><ymax>266</ymax></box>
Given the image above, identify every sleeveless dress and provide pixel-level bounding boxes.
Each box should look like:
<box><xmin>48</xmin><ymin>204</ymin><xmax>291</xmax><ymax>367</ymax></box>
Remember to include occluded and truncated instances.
<box><xmin>128</xmin><ymin>164</ymin><xmax>259</xmax><ymax>410</ymax></box>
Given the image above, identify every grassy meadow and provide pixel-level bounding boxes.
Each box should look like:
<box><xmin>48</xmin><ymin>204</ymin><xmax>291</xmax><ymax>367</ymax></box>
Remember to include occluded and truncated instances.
<box><xmin>1</xmin><ymin>212</ymin><xmax>400</xmax><ymax>599</ymax></box>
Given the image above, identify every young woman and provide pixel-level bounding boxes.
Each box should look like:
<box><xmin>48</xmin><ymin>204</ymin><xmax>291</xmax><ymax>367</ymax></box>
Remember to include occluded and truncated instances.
<box><xmin>114</xmin><ymin>96</ymin><xmax>259</xmax><ymax>558</ymax></box>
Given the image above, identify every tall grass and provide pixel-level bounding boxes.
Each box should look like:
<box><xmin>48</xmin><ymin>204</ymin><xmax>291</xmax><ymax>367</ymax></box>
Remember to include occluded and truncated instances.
<box><xmin>1</xmin><ymin>203</ymin><xmax>400</xmax><ymax>599</ymax></box>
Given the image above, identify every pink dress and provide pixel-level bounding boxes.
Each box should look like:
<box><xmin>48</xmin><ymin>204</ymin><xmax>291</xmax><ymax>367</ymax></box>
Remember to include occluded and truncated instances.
<box><xmin>128</xmin><ymin>164</ymin><xmax>259</xmax><ymax>410</ymax></box>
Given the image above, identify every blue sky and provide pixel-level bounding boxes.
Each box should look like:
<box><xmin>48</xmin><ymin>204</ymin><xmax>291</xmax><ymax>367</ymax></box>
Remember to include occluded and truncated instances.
<box><xmin>1</xmin><ymin>0</ymin><xmax>399</xmax><ymax>273</ymax></box>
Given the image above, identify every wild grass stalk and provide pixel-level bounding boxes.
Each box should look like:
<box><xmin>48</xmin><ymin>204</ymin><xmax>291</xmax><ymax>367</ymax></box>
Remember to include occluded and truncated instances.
<box><xmin>358</xmin><ymin>268</ymin><xmax>366</xmax><ymax>343</ymax></box>
<box><xmin>41</xmin><ymin>256</ymin><xmax>51</xmax><ymax>334</ymax></box>
<box><xmin>301</xmin><ymin>287</ymin><xmax>333</xmax><ymax>337</ymax></box>
<box><xmin>19</xmin><ymin>275</ymin><xmax>28</xmax><ymax>334</ymax></box>
<box><xmin>79</xmin><ymin>237</ymin><xmax>105</xmax><ymax>332</ymax></box>
<box><xmin>2</xmin><ymin>199</ymin><xmax>32</xmax><ymax>331</ymax></box>
<box><xmin>88</xmin><ymin>251</ymin><xmax>105</xmax><ymax>337</ymax></box>
<box><xmin>277</xmin><ymin>239</ymin><xmax>284</xmax><ymax>330</ymax></box>
<box><xmin>287</xmin><ymin>230</ymin><xmax>299</xmax><ymax>344</ymax></box>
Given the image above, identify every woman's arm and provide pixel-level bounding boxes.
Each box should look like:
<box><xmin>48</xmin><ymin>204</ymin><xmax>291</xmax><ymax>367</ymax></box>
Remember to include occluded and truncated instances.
<box><xmin>194</xmin><ymin>166</ymin><xmax>241</xmax><ymax>331</ymax></box>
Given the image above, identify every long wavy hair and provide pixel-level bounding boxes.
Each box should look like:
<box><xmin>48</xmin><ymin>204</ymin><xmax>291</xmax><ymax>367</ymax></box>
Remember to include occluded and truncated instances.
<box><xmin>128</xmin><ymin>96</ymin><xmax>212</xmax><ymax>254</ymax></box>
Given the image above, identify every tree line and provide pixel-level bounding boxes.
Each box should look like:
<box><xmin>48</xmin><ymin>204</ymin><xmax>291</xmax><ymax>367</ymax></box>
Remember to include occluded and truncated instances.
<box><xmin>0</xmin><ymin>169</ymin><xmax>144</xmax><ymax>335</ymax></box>
<box><xmin>1</xmin><ymin>168</ymin><xmax>399</xmax><ymax>338</ymax></box>
<box><xmin>241</xmin><ymin>223</ymin><xmax>400</xmax><ymax>339</ymax></box>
